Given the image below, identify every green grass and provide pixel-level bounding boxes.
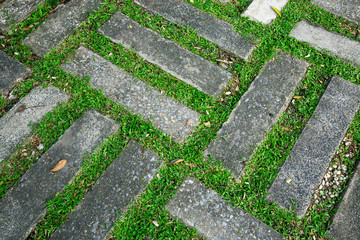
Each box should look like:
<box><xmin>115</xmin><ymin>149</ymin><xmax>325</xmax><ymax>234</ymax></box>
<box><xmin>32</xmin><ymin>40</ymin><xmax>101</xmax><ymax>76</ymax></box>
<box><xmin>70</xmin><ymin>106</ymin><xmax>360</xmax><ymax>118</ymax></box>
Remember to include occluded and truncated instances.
<box><xmin>0</xmin><ymin>0</ymin><xmax>359</xmax><ymax>239</ymax></box>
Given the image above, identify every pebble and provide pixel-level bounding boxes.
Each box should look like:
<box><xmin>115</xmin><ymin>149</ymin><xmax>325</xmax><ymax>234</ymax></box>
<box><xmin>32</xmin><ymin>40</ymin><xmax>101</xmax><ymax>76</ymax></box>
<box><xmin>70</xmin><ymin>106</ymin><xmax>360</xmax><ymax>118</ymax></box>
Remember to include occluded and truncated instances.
<box><xmin>345</xmin><ymin>142</ymin><xmax>351</xmax><ymax>146</ymax></box>
<box><xmin>37</xmin><ymin>144</ymin><xmax>44</xmax><ymax>151</ymax></box>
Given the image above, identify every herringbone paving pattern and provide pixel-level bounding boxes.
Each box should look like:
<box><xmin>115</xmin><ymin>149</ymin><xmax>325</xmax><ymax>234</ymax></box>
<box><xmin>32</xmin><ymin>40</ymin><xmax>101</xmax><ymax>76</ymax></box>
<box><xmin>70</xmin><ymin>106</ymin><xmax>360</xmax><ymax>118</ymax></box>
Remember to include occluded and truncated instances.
<box><xmin>0</xmin><ymin>0</ymin><xmax>359</xmax><ymax>239</ymax></box>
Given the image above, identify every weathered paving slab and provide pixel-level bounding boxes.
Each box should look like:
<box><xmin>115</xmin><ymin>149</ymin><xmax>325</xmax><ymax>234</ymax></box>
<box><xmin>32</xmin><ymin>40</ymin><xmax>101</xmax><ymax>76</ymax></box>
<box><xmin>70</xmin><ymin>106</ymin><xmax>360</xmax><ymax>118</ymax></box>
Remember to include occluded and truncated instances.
<box><xmin>242</xmin><ymin>0</ymin><xmax>289</xmax><ymax>24</ymax></box>
<box><xmin>311</xmin><ymin>0</ymin><xmax>360</xmax><ymax>25</ymax></box>
<box><xmin>328</xmin><ymin>163</ymin><xmax>360</xmax><ymax>240</ymax></box>
<box><xmin>0</xmin><ymin>110</ymin><xmax>119</xmax><ymax>240</ymax></box>
<box><xmin>62</xmin><ymin>47</ymin><xmax>200</xmax><ymax>142</ymax></box>
<box><xmin>51</xmin><ymin>140</ymin><xmax>160</xmax><ymax>240</ymax></box>
<box><xmin>23</xmin><ymin>0</ymin><xmax>103</xmax><ymax>56</ymax></box>
<box><xmin>98</xmin><ymin>12</ymin><xmax>232</xmax><ymax>98</ymax></box>
<box><xmin>166</xmin><ymin>178</ymin><xmax>285</xmax><ymax>239</ymax></box>
<box><xmin>135</xmin><ymin>0</ymin><xmax>255</xmax><ymax>59</ymax></box>
<box><xmin>289</xmin><ymin>21</ymin><xmax>360</xmax><ymax>66</ymax></box>
<box><xmin>206</xmin><ymin>53</ymin><xmax>309</xmax><ymax>178</ymax></box>
<box><xmin>0</xmin><ymin>0</ymin><xmax>45</xmax><ymax>33</ymax></box>
<box><xmin>0</xmin><ymin>86</ymin><xmax>69</xmax><ymax>163</ymax></box>
<box><xmin>0</xmin><ymin>50</ymin><xmax>31</xmax><ymax>96</ymax></box>
<box><xmin>267</xmin><ymin>76</ymin><xmax>360</xmax><ymax>218</ymax></box>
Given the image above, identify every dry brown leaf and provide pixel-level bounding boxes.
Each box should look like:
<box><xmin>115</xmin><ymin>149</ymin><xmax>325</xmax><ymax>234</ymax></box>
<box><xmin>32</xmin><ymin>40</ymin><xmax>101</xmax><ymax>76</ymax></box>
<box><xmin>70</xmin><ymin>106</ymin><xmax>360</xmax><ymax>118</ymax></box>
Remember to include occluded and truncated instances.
<box><xmin>204</xmin><ymin>121</ymin><xmax>211</xmax><ymax>127</ymax></box>
<box><xmin>293</xmin><ymin>96</ymin><xmax>302</xmax><ymax>99</ymax></box>
<box><xmin>284</xmin><ymin>127</ymin><xmax>291</xmax><ymax>132</ymax></box>
<box><xmin>170</xmin><ymin>159</ymin><xmax>184</xmax><ymax>165</ymax></box>
<box><xmin>51</xmin><ymin>159</ymin><xmax>67</xmax><ymax>172</ymax></box>
<box><xmin>186</xmin><ymin>119</ymin><xmax>191</xmax><ymax>126</ymax></box>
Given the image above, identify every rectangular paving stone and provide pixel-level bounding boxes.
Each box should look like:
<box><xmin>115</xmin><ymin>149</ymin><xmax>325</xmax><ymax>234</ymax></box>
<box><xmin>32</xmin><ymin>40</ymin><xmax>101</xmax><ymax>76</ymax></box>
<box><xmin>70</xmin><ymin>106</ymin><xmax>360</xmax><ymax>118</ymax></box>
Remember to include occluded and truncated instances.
<box><xmin>0</xmin><ymin>0</ymin><xmax>45</xmax><ymax>33</ymax></box>
<box><xmin>242</xmin><ymin>0</ymin><xmax>289</xmax><ymax>24</ymax></box>
<box><xmin>0</xmin><ymin>50</ymin><xmax>31</xmax><ymax>96</ymax></box>
<box><xmin>135</xmin><ymin>0</ymin><xmax>255</xmax><ymax>59</ymax></box>
<box><xmin>166</xmin><ymin>178</ymin><xmax>285</xmax><ymax>239</ymax></box>
<box><xmin>98</xmin><ymin>12</ymin><xmax>232</xmax><ymax>98</ymax></box>
<box><xmin>62</xmin><ymin>47</ymin><xmax>200</xmax><ymax>143</ymax></box>
<box><xmin>206</xmin><ymin>53</ymin><xmax>309</xmax><ymax>178</ymax></box>
<box><xmin>289</xmin><ymin>21</ymin><xmax>360</xmax><ymax>66</ymax></box>
<box><xmin>51</xmin><ymin>140</ymin><xmax>160</xmax><ymax>240</ymax></box>
<box><xmin>0</xmin><ymin>110</ymin><xmax>119</xmax><ymax>240</ymax></box>
<box><xmin>328</xmin><ymin>162</ymin><xmax>360</xmax><ymax>240</ymax></box>
<box><xmin>23</xmin><ymin>0</ymin><xmax>103</xmax><ymax>56</ymax></box>
<box><xmin>267</xmin><ymin>76</ymin><xmax>360</xmax><ymax>218</ymax></box>
<box><xmin>311</xmin><ymin>0</ymin><xmax>360</xmax><ymax>25</ymax></box>
<box><xmin>0</xmin><ymin>86</ymin><xmax>69</xmax><ymax>163</ymax></box>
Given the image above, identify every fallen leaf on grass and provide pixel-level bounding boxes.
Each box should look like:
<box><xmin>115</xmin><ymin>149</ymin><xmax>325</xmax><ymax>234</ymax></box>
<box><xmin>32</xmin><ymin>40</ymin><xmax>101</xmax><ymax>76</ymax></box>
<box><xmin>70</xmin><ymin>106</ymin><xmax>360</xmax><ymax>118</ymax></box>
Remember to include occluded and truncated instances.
<box><xmin>152</xmin><ymin>220</ymin><xmax>159</xmax><ymax>227</ymax></box>
<box><xmin>271</xmin><ymin>6</ymin><xmax>282</xmax><ymax>17</ymax></box>
<box><xmin>51</xmin><ymin>159</ymin><xmax>67</xmax><ymax>172</ymax></box>
<box><xmin>293</xmin><ymin>96</ymin><xmax>302</xmax><ymax>99</ymax></box>
<box><xmin>203</xmin><ymin>121</ymin><xmax>211</xmax><ymax>127</ymax></box>
<box><xmin>186</xmin><ymin>119</ymin><xmax>191</xmax><ymax>126</ymax></box>
<box><xmin>170</xmin><ymin>159</ymin><xmax>184</xmax><ymax>165</ymax></box>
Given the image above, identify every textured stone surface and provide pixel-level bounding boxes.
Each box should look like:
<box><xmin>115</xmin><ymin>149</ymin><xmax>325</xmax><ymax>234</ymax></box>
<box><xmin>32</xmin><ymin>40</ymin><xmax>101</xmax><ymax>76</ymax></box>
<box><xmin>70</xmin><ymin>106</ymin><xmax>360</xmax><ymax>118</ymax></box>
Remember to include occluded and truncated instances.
<box><xmin>99</xmin><ymin>12</ymin><xmax>232</xmax><ymax>98</ymax></box>
<box><xmin>51</xmin><ymin>140</ymin><xmax>160</xmax><ymax>240</ymax></box>
<box><xmin>267</xmin><ymin>76</ymin><xmax>360</xmax><ymax>218</ymax></box>
<box><xmin>289</xmin><ymin>21</ymin><xmax>360</xmax><ymax>66</ymax></box>
<box><xmin>206</xmin><ymin>53</ymin><xmax>309</xmax><ymax>177</ymax></box>
<box><xmin>0</xmin><ymin>86</ymin><xmax>69</xmax><ymax>163</ymax></box>
<box><xmin>135</xmin><ymin>0</ymin><xmax>255</xmax><ymax>59</ymax></box>
<box><xmin>166</xmin><ymin>178</ymin><xmax>285</xmax><ymax>239</ymax></box>
<box><xmin>23</xmin><ymin>0</ymin><xmax>103</xmax><ymax>56</ymax></box>
<box><xmin>312</xmin><ymin>0</ymin><xmax>360</xmax><ymax>25</ymax></box>
<box><xmin>0</xmin><ymin>110</ymin><xmax>119</xmax><ymax>240</ymax></box>
<box><xmin>328</xmin><ymin>163</ymin><xmax>360</xmax><ymax>240</ymax></box>
<box><xmin>0</xmin><ymin>50</ymin><xmax>31</xmax><ymax>96</ymax></box>
<box><xmin>242</xmin><ymin>0</ymin><xmax>289</xmax><ymax>24</ymax></box>
<box><xmin>62</xmin><ymin>47</ymin><xmax>200</xmax><ymax>142</ymax></box>
<box><xmin>0</xmin><ymin>0</ymin><xmax>45</xmax><ymax>33</ymax></box>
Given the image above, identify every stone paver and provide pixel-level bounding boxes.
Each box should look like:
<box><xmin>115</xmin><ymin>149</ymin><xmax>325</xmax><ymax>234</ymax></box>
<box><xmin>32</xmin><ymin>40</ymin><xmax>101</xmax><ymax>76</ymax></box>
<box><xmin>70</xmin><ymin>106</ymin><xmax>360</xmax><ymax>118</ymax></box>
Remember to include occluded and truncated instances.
<box><xmin>166</xmin><ymin>178</ymin><xmax>285</xmax><ymax>239</ymax></box>
<box><xmin>0</xmin><ymin>110</ymin><xmax>119</xmax><ymax>240</ymax></box>
<box><xmin>135</xmin><ymin>0</ymin><xmax>255</xmax><ymax>60</ymax></box>
<box><xmin>0</xmin><ymin>86</ymin><xmax>69</xmax><ymax>163</ymax></box>
<box><xmin>51</xmin><ymin>140</ymin><xmax>160</xmax><ymax>240</ymax></box>
<box><xmin>328</xmin><ymin>162</ymin><xmax>360</xmax><ymax>240</ymax></box>
<box><xmin>0</xmin><ymin>50</ymin><xmax>31</xmax><ymax>96</ymax></box>
<box><xmin>242</xmin><ymin>0</ymin><xmax>289</xmax><ymax>25</ymax></box>
<box><xmin>62</xmin><ymin>47</ymin><xmax>200</xmax><ymax>143</ymax></box>
<box><xmin>0</xmin><ymin>0</ymin><xmax>45</xmax><ymax>33</ymax></box>
<box><xmin>98</xmin><ymin>12</ymin><xmax>232</xmax><ymax>98</ymax></box>
<box><xmin>23</xmin><ymin>0</ymin><xmax>103</xmax><ymax>56</ymax></box>
<box><xmin>267</xmin><ymin>76</ymin><xmax>360</xmax><ymax>218</ymax></box>
<box><xmin>206</xmin><ymin>52</ymin><xmax>309</xmax><ymax>178</ymax></box>
<box><xmin>289</xmin><ymin>21</ymin><xmax>360</xmax><ymax>66</ymax></box>
<box><xmin>311</xmin><ymin>0</ymin><xmax>360</xmax><ymax>25</ymax></box>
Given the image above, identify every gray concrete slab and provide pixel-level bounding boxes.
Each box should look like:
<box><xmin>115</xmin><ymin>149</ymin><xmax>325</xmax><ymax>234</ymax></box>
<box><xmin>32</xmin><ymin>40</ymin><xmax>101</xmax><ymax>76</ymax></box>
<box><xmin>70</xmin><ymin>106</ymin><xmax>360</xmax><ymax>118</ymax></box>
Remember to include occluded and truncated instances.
<box><xmin>0</xmin><ymin>86</ymin><xmax>69</xmax><ymax>163</ymax></box>
<box><xmin>206</xmin><ymin>52</ymin><xmax>309</xmax><ymax>178</ymax></box>
<box><xmin>311</xmin><ymin>0</ymin><xmax>360</xmax><ymax>25</ymax></box>
<box><xmin>328</xmin><ymin>163</ymin><xmax>360</xmax><ymax>240</ymax></box>
<box><xmin>242</xmin><ymin>0</ymin><xmax>289</xmax><ymax>25</ymax></box>
<box><xmin>98</xmin><ymin>12</ymin><xmax>232</xmax><ymax>98</ymax></box>
<box><xmin>23</xmin><ymin>0</ymin><xmax>103</xmax><ymax>56</ymax></box>
<box><xmin>51</xmin><ymin>140</ymin><xmax>160</xmax><ymax>240</ymax></box>
<box><xmin>289</xmin><ymin>21</ymin><xmax>360</xmax><ymax>67</ymax></box>
<box><xmin>0</xmin><ymin>50</ymin><xmax>31</xmax><ymax>96</ymax></box>
<box><xmin>135</xmin><ymin>0</ymin><xmax>255</xmax><ymax>59</ymax></box>
<box><xmin>0</xmin><ymin>110</ymin><xmax>119</xmax><ymax>240</ymax></box>
<box><xmin>166</xmin><ymin>178</ymin><xmax>285</xmax><ymax>239</ymax></box>
<box><xmin>62</xmin><ymin>47</ymin><xmax>200</xmax><ymax>143</ymax></box>
<box><xmin>267</xmin><ymin>76</ymin><xmax>360</xmax><ymax>218</ymax></box>
<box><xmin>0</xmin><ymin>0</ymin><xmax>45</xmax><ymax>33</ymax></box>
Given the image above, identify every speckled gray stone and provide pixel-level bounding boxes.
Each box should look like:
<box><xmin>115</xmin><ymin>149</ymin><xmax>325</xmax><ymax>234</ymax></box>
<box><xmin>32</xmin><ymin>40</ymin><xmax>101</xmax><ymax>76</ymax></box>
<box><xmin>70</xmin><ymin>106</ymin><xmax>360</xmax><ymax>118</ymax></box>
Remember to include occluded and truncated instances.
<box><xmin>166</xmin><ymin>178</ymin><xmax>285</xmax><ymax>239</ymax></box>
<box><xmin>328</xmin><ymin>163</ymin><xmax>360</xmax><ymax>240</ymax></box>
<box><xmin>51</xmin><ymin>140</ymin><xmax>160</xmax><ymax>240</ymax></box>
<box><xmin>311</xmin><ymin>0</ymin><xmax>360</xmax><ymax>25</ymax></box>
<box><xmin>0</xmin><ymin>50</ymin><xmax>31</xmax><ymax>96</ymax></box>
<box><xmin>0</xmin><ymin>110</ymin><xmax>119</xmax><ymax>240</ymax></box>
<box><xmin>289</xmin><ymin>21</ymin><xmax>360</xmax><ymax>66</ymax></box>
<box><xmin>206</xmin><ymin>53</ymin><xmax>309</xmax><ymax>178</ymax></box>
<box><xmin>0</xmin><ymin>0</ymin><xmax>45</xmax><ymax>33</ymax></box>
<box><xmin>267</xmin><ymin>76</ymin><xmax>360</xmax><ymax>218</ymax></box>
<box><xmin>135</xmin><ymin>0</ymin><xmax>255</xmax><ymax>59</ymax></box>
<box><xmin>62</xmin><ymin>47</ymin><xmax>200</xmax><ymax>143</ymax></box>
<box><xmin>98</xmin><ymin>12</ymin><xmax>232</xmax><ymax>98</ymax></box>
<box><xmin>0</xmin><ymin>86</ymin><xmax>69</xmax><ymax>163</ymax></box>
<box><xmin>23</xmin><ymin>0</ymin><xmax>103</xmax><ymax>56</ymax></box>
<box><xmin>242</xmin><ymin>0</ymin><xmax>289</xmax><ymax>24</ymax></box>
